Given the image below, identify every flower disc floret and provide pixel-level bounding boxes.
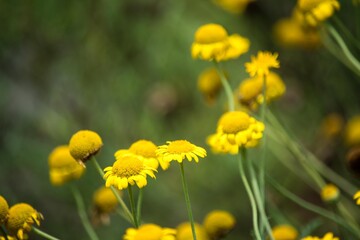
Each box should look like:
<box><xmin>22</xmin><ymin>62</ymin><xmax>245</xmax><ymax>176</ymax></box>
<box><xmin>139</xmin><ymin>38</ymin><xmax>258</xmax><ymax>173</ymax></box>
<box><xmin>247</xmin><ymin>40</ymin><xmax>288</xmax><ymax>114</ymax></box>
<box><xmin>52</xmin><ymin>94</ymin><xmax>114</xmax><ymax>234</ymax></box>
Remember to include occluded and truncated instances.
<box><xmin>203</xmin><ymin>210</ymin><xmax>236</xmax><ymax>239</ymax></box>
<box><xmin>156</xmin><ymin>140</ymin><xmax>207</xmax><ymax>163</ymax></box>
<box><xmin>216</xmin><ymin>111</ymin><xmax>265</xmax><ymax>148</ymax></box>
<box><xmin>69</xmin><ymin>130</ymin><xmax>103</xmax><ymax>165</ymax></box>
<box><xmin>6</xmin><ymin>203</ymin><xmax>43</xmax><ymax>240</ymax></box>
<box><xmin>123</xmin><ymin>224</ymin><xmax>176</xmax><ymax>240</ymax></box>
<box><xmin>271</xmin><ymin>224</ymin><xmax>299</xmax><ymax>240</ymax></box>
<box><xmin>245</xmin><ymin>51</ymin><xmax>280</xmax><ymax>77</ymax></box>
<box><xmin>0</xmin><ymin>195</ymin><xmax>9</xmax><ymax>224</ymax></box>
<box><xmin>104</xmin><ymin>155</ymin><xmax>156</xmax><ymax>190</ymax></box>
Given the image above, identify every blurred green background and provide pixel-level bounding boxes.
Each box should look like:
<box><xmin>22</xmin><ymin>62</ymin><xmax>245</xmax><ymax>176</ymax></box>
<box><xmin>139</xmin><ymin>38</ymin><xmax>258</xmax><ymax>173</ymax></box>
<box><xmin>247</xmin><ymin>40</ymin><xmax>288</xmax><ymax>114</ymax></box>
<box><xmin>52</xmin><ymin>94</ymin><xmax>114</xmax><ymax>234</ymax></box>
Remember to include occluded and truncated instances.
<box><xmin>1</xmin><ymin>0</ymin><xmax>359</xmax><ymax>239</ymax></box>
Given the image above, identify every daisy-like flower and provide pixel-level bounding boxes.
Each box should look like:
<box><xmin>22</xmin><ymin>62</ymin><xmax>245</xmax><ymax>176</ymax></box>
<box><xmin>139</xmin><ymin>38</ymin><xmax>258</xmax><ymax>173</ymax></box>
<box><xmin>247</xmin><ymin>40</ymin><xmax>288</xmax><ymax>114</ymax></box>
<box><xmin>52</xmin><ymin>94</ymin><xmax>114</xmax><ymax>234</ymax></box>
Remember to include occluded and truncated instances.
<box><xmin>354</xmin><ymin>191</ymin><xmax>360</xmax><ymax>205</ymax></box>
<box><xmin>245</xmin><ymin>51</ymin><xmax>280</xmax><ymax>77</ymax></box>
<box><xmin>69</xmin><ymin>130</ymin><xmax>103</xmax><ymax>166</ymax></box>
<box><xmin>91</xmin><ymin>186</ymin><xmax>120</xmax><ymax>225</ymax></box>
<box><xmin>214</xmin><ymin>0</ymin><xmax>253</xmax><ymax>14</ymax></box>
<box><xmin>6</xmin><ymin>203</ymin><xmax>43</xmax><ymax>240</ymax></box>
<box><xmin>237</xmin><ymin>71</ymin><xmax>286</xmax><ymax>110</ymax></box>
<box><xmin>214</xmin><ymin>111</ymin><xmax>265</xmax><ymax>149</ymax></box>
<box><xmin>191</xmin><ymin>23</ymin><xmax>250</xmax><ymax>62</ymax></box>
<box><xmin>0</xmin><ymin>195</ymin><xmax>9</xmax><ymax>224</ymax></box>
<box><xmin>302</xmin><ymin>232</ymin><xmax>339</xmax><ymax>240</ymax></box>
<box><xmin>271</xmin><ymin>224</ymin><xmax>299</xmax><ymax>240</ymax></box>
<box><xmin>321</xmin><ymin>184</ymin><xmax>340</xmax><ymax>203</ymax></box>
<box><xmin>296</xmin><ymin>0</ymin><xmax>340</xmax><ymax>27</ymax></box>
<box><xmin>203</xmin><ymin>210</ymin><xmax>236</xmax><ymax>239</ymax></box>
<box><xmin>104</xmin><ymin>154</ymin><xmax>156</xmax><ymax>190</ymax></box>
<box><xmin>197</xmin><ymin>67</ymin><xmax>222</xmax><ymax>105</ymax></box>
<box><xmin>123</xmin><ymin>223</ymin><xmax>176</xmax><ymax>240</ymax></box>
<box><xmin>48</xmin><ymin>145</ymin><xmax>85</xmax><ymax>186</ymax></box>
<box><xmin>156</xmin><ymin>140</ymin><xmax>207</xmax><ymax>164</ymax></box>
<box><xmin>177</xmin><ymin>222</ymin><xmax>210</xmax><ymax>240</ymax></box>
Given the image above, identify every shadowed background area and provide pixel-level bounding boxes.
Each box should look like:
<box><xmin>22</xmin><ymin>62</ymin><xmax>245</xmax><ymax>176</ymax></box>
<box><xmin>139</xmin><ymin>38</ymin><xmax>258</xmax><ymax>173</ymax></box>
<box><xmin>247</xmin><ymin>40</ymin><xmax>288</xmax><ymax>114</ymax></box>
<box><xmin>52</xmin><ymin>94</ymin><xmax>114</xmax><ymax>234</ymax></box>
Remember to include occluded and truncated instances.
<box><xmin>1</xmin><ymin>0</ymin><xmax>359</xmax><ymax>239</ymax></box>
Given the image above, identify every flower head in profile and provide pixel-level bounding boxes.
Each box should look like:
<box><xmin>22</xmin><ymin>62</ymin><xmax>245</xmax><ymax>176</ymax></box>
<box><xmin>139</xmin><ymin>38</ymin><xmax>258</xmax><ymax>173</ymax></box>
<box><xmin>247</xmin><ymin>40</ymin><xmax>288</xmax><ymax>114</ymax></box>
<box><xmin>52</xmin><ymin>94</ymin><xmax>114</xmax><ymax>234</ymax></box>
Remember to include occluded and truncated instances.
<box><xmin>104</xmin><ymin>154</ymin><xmax>156</xmax><ymax>190</ymax></box>
<box><xmin>156</xmin><ymin>140</ymin><xmax>207</xmax><ymax>164</ymax></box>
<box><xmin>48</xmin><ymin>145</ymin><xmax>85</xmax><ymax>186</ymax></box>
<box><xmin>203</xmin><ymin>210</ymin><xmax>236</xmax><ymax>239</ymax></box>
<box><xmin>302</xmin><ymin>232</ymin><xmax>339</xmax><ymax>240</ymax></box>
<box><xmin>237</xmin><ymin>71</ymin><xmax>286</xmax><ymax>110</ymax></box>
<box><xmin>69</xmin><ymin>130</ymin><xmax>103</xmax><ymax>166</ymax></box>
<box><xmin>123</xmin><ymin>223</ymin><xmax>176</xmax><ymax>240</ymax></box>
<box><xmin>271</xmin><ymin>224</ymin><xmax>299</xmax><ymax>240</ymax></box>
<box><xmin>354</xmin><ymin>191</ymin><xmax>360</xmax><ymax>205</ymax></box>
<box><xmin>91</xmin><ymin>186</ymin><xmax>119</xmax><ymax>225</ymax></box>
<box><xmin>296</xmin><ymin>0</ymin><xmax>340</xmax><ymax>27</ymax></box>
<box><xmin>213</xmin><ymin>111</ymin><xmax>265</xmax><ymax>150</ymax></box>
<box><xmin>0</xmin><ymin>195</ymin><xmax>9</xmax><ymax>224</ymax></box>
<box><xmin>214</xmin><ymin>0</ymin><xmax>253</xmax><ymax>14</ymax></box>
<box><xmin>321</xmin><ymin>184</ymin><xmax>340</xmax><ymax>203</ymax></box>
<box><xmin>245</xmin><ymin>51</ymin><xmax>280</xmax><ymax>77</ymax></box>
<box><xmin>197</xmin><ymin>67</ymin><xmax>222</xmax><ymax>105</ymax></box>
<box><xmin>6</xmin><ymin>203</ymin><xmax>43</xmax><ymax>240</ymax></box>
<box><xmin>191</xmin><ymin>23</ymin><xmax>249</xmax><ymax>62</ymax></box>
<box><xmin>177</xmin><ymin>222</ymin><xmax>210</xmax><ymax>240</ymax></box>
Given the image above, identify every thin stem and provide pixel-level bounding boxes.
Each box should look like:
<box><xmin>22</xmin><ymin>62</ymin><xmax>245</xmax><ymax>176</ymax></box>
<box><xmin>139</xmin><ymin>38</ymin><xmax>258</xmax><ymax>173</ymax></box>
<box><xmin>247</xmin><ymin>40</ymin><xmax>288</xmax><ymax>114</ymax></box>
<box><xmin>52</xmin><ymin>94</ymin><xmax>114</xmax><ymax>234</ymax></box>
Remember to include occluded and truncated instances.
<box><xmin>127</xmin><ymin>185</ymin><xmax>138</xmax><ymax>228</ymax></box>
<box><xmin>32</xmin><ymin>227</ymin><xmax>60</xmax><ymax>240</ymax></box>
<box><xmin>1</xmin><ymin>225</ymin><xmax>9</xmax><ymax>240</ymax></box>
<box><xmin>70</xmin><ymin>184</ymin><xmax>99</xmax><ymax>240</ymax></box>
<box><xmin>332</xmin><ymin>16</ymin><xmax>360</xmax><ymax>51</ymax></box>
<box><xmin>179</xmin><ymin>162</ymin><xmax>197</xmax><ymax>240</ymax></box>
<box><xmin>238</xmin><ymin>149</ymin><xmax>262</xmax><ymax>240</ymax></box>
<box><xmin>213</xmin><ymin>61</ymin><xmax>235</xmax><ymax>111</ymax></box>
<box><xmin>336</xmin><ymin>201</ymin><xmax>360</xmax><ymax>232</ymax></box>
<box><xmin>268</xmin><ymin>176</ymin><xmax>360</xmax><ymax>237</ymax></box>
<box><xmin>245</xmin><ymin>150</ymin><xmax>274</xmax><ymax>240</ymax></box>
<box><xmin>136</xmin><ymin>188</ymin><xmax>143</xmax><ymax>225</ymax></box>
<box><xmin>91</xmin><ymin>157</ymin><xmax>134</xmax><ymax>225</ymax></box>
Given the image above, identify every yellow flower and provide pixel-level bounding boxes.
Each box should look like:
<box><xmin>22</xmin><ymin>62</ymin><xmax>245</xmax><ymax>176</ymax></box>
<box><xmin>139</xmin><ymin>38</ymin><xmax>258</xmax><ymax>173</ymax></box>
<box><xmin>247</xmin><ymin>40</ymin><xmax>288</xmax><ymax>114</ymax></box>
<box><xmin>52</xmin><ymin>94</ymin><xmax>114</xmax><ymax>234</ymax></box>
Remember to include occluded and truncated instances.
<box><xmin>321</xmin><ymin>184</ymin><xmax>340</xmax><ymax>203</ymax></box>
<box><xmin>237</xmin><ymin>71</ymin><xmax>286</xmax><ymax>110</ymax></box>
<box><xmin>345</xmin><ymin>115</ymin><xmax>360</xmax><ymax>147</ymax></box>
<box><xmin>203</xmin><ymin>210</ymin><xmax>236</xmax><ymax>239</ymax></box>
<box><xmin>320</xmin><ymin>113</ymin><xmax>344</xmax><ymax>139</ymax></box>
<box><xmin>245</xmin><ymin>51</ymin><xmax>280</xmax><ymax>77</ymax></box>
<box><xmin>302</xmin><ymin>232</ymin><xmax>339</xmax><ymax>240</ymax></box>
<box><xmin>0</xmin><ymin>195</ymin><xmax>9</xmax><ymax>224</ymax></box>
<box><xmin>207</xmin><ymin>133</ymin><xmax>239</xmax><ymax>155</ymax></box>
<box><xmin>271</xmin><ymin>224</ymin><xmax>299</xmax><ymax>240</ymax></box>
<box><xmin>191</xmin><ymin>23</ymin><xmax>249</xmax><ymax>62</ymax></box>
<box><xmin>104</xmin><ymin>154</ymin><xmax>156</xmax><ymax>190</ymax></box>
<box><xmin>197</xmin><ymin>67</ymin><xmax>222</xmax><ymax>105</ymax></box>
<box><xmin>296</xmin><ymin>0</ymin><xmax>340</xmax><ymax>26</ymax></box>
<box><xmin>177</xmin><ymin>222</ymin><xmax>210</xmax><ymax>240</ymax></box>
<box><xmin>48</xmin><ymin>145</ymin><xmax>85</xmax><ymax>186</ymax></box>
<box><xmin>213</xmin><ymin>0</ymin><xmax>253</xmax><ymax>14</ymax></box>
<box><xmin>69</xmin><ymin>130</ymin><xmax>103</xmax><ymax>166</ymax></box>
<box><xmin>214</xmin><ymin>111</ymin><xmax>265</xmax><ymax>149</ymax></box>
<box><xmin>91</xmin><ymin>186</ymin><xmax>119</xmax><ymax>225</ymax></box>
<box><xmin>6</xmin><ymin>203</ymin><xmax>43</xmax><ymax>240</ymax></box>
<box><xmin>273</xmin><ymin>17</ymin><xmax>321</xmax><ymax>49</ymax></box>
<box><xmin>346</xmin><ymin>147</ymin><xmax>360</xmax><ymax>177</ymax></box>
<box><xmin>123</xmin><ymin>223</ymin><xmax>176</xmax><ymax>240</ymax></box>
<box><xmin>156</xmin><ymin>140</ymin><xmax>207</xmax><ymax>164</ymax></box>
<box><xmin>354</xmin><ymin>191</ymin><xmax>360</xmax><ymax>205</ymax></box>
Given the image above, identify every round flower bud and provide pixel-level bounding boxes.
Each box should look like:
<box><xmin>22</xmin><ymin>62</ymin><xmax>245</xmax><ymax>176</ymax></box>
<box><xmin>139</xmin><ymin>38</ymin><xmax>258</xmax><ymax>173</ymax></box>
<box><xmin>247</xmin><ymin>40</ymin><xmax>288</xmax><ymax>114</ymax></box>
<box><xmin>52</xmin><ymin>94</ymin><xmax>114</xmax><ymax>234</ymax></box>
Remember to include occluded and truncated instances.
<box><xmin>203</xmin><ymin>210</ymin><xmax>236</xmax><ymax>239</ymax></box>
<box><xmin>0</xmin><ymin>195</ymin><xmax>9</xmax><ymax>224</ymax></box>
<box><xmin>69</xmin><ymin>130</ymin><xmax>103</xmax><ymax>165</ymax></box>
<box><xmin>271</xmin><ymin>224</ymin><xmax>299</xmax><ymax>240</ymax></box>
<box><xmin>321</xmin><ymin>184</ymin><xmax>340</xmax><ymax>203</ymax></box>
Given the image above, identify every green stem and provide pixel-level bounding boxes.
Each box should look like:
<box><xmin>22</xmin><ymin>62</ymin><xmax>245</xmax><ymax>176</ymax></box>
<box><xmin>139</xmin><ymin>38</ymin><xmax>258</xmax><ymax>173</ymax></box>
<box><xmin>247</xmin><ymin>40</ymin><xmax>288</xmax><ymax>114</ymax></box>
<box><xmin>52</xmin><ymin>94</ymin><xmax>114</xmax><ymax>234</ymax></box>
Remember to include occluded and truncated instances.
<box><xmin>179</xmin><ymin>162</ymin><xmax>197</xmax><ymax>240</ymax></box>
<box><xmin>238</xmin><ymin>149</ymin><xmax>262</xmax><ymax>240</ymax></box>
<box><xmin>268</xmin><ymin>176</ymin><xmax>360</xmax><ymax>237</ymax></box>
<box><xmin>336</xmin><ymin>201</ymin><xmax>360</xmax><ymax>232</ymax></box>
<box><xmin>32</xmin><ymin>227</ymin><xmax>60</xmax><ymax>240</ymax></box>
<box><xmin>213</xmin><ymin>61</ymin><xmax>235</xmax><ymax>111</ymax></box>
<box><xmin>332</xmin><ymin>16</ymin><xmax>360</xmax><ymax>51</ymax></box>
<box><xmin>136</xmin><ymin>188</ymin><xmax>143</xmax><ymax>225</ymax></box>
<box><xmin>70</xmin><ymin>185</ymin><xmax>99</xmax><ymax>240</ymax></box>
<box><xmin>245</xmin><ymin>149</ymin><xmax>274</xmax><ymax>240</ymax></box>
<box><xmin>127</xmin><ymin>185</ymin><xmax>138</xmax><ymax>228</ymax></box>
<box><xmin>0</xmin><ymin>225</ymin><xmax>9</xmax><ymax>240</ymax></box>
<box><xmin>91</xmin><ymin>157</ymin><xmax>134</xmax><ymax>225</ymax></box>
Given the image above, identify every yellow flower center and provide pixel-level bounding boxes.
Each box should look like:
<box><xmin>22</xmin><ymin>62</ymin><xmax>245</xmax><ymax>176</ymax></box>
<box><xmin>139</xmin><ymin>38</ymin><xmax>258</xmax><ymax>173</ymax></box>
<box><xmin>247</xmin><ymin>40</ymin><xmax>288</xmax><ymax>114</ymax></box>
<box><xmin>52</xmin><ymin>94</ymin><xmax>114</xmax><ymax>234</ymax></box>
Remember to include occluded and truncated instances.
<box><xmin>195</xmin><ymin>24</ymin><xmax>228</xmax><ymax>44</ymax></box>
<box><xmin>6</xmin><ymin>203</ymin><xmax>41</xmax><ymax>235</ymax></box>
<box><xmin>134</xmin><ymin>224</ymin><xmax>163</xmax><ymax>240</ymax></box>
<box><xmin>167</xmin><ymin>140</ymin><xmax>195</xmax><ymax>154</ymax></box>
<box><xmin>129</xmin><ymin>140</ymin><xmax>157</xmax><ymax>158</ymax></box>
<box><xmin>0</xmin><ymin>196</ymin><xmax>9</xmax><ymax>224</ymax></box>
<box><xmin>112</xmin><ymin>156</ymin><xmax>144</xmax><ymax>178</ymax></box>
<box><xmin>218</xmin><ymin>112</ymin><xmax>250</xmax><ymax>134</ymax></box>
